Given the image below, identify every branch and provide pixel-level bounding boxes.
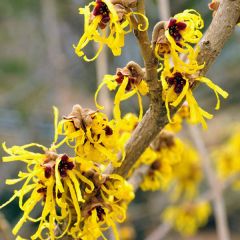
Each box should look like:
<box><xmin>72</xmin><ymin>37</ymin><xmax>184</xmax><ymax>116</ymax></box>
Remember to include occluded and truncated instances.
<box><xmin>114</xmin><ymin>0</ymin><xmax>240</xmax><ymax>178</ymax></box>
<box><xmin>189</xmin><ymin>125</ymin><xmax>231</xmax><ymax>240</ymax></box>
<box><xmin>157</xmin><ymin>0</ymin><xmax>171</xmax><ymax>20</ymax></box>
<box><xmin>114</xmin><ymin>0</ymin><xmax>164</xmax><ymax>177</ymax></box>
<box><xmin>0</xmin><ymin>213</ymin><xmax>13</xmax><ymax>240</ymax></box>
<box><xmin>145</xmin><ymin>222</ymin><xmax>172</xmax><ymax>240</ymax></box>
<box><xmin>197</xmin><ymin>0</ymin><xmax>240</xmax><ymax>75</ymax></box>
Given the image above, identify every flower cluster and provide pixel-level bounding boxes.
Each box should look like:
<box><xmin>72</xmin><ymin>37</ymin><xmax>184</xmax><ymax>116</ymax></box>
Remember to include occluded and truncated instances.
<box><xmin>0</xmin><ymin>2</ymin><xmax>233</xmax><ymax>239</ymax></box>
<box><xmin>162</xmin><ymin>201</ymin><xmax>211</xmax><ymax>236</ymax></box>
<box><xmin>136</xmin><ymin>134</ymin><xmax>202</xmax><ymax>198</ymax></box>
<box><xmin>133</xmin><ymin>131</ymin><xmax>184</xmax><ymax>191</ymax></box>
<box><xmin>0</xmin><ymin>106</ymin><xmax>134</xmax><ymax>239</ymax></box>
<box><xmin>78</xmin><ymin>174</ymin><xmax>134</xmax><ymax>240</ymax></box>
<box><xmin>57</xmin><ymin>104</ymin><xmax>122</xmax><ymax>167</ymax></box>
<box><xmin>74</xmin><ymin>0</ymin><xmax>148</xmax><ymax>61</ymax></box>
<box><xmin>153</xmin><ymin>10</ymin><xmax>228</xmax><ymax>128</ymax></box>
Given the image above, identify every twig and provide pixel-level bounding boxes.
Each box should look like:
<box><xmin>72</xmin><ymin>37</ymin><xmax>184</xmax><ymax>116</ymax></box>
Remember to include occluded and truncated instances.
<box><xmin>145</xmin><ymin>222</ymin><xmax>172</xmax><ymax>240</ymax></box>
<box><xmin>157</xmin><ymin>0</ymin><xmax>171</xmax><ymax>20</ymax></box>
<box><xmin>189</xmin><ymin>125</ymin><xmax>231</xmax><ymax>240</ymax></box>
<box><xmin>113</xmin><ymin>0</ymin><xmax>164</xmax><ymax>177</ymax></box>
<box><xmin>128</xmin><ymin>165</ymin><xmax>150</xmax><ymax>191</ymax></box>
<box><xmin>0</xmin><ymin>213</ymin><xmax>13</xmax><ymax>240</ymax></box>
<box><xmin>114</xmin><ymin>0</ymin><xmax>240</xmax><ymax>178</ymax></box>
<box><xmin>197</xmin><ymin>0</ymin><xmax>240</xmax><ymax>75</ymax></box>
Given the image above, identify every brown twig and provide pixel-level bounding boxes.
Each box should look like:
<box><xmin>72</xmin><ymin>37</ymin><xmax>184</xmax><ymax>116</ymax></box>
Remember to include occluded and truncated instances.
<box><xmin>0</xmin><ymin>213</ymin><xmax>13</xmax><ymax>240</ymax></box>
<box><xmin>145</xmin><ymin>222</ymin><xmax>172</xmax><ymax>240</ymax></box>
<box><xmin>157</xmin><ymin>0</ymin><xmax>171</xmax><ymax>20</ymax></box>
<box><xmin>113</xmin><ymin>0</ymin><xmax>165</xmax><ymax>178</ymax></box>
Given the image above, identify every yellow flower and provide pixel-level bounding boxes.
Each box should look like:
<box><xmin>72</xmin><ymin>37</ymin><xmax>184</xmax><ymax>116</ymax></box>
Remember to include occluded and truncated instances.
<box><xmin>162</xmin><ymin>201</ymin><xmax>211</xmax><ymax>236</ymax></box>
<box><xmin>154</xmin><ymin>10</ymin><xmax>204</xmax><ymax>73</ymax></box>
<box><xmin>95</xmin><ymin>66</ymin><xmax>149</xmax><ymax>120</ymax></box>
<box><xmin>138</xmin><ymin>132</ymin><xmax>184</xmax><ymax>191</ymax></box>
<box><xmin>165</xmin><ymin>104</ymin><xmax>190</xmax><ymax>133</ymax></box>
<box><xmin>78</xmin><ymin>174</ymin><xmax>135</xmax><ymax>240</ymax></box>
<box><xmin>140</xmin><ymin>157</ymin><xmax>173</xmax><ymax>191</ymax></box>
<box><xmin>74</xmin><ymin>0</ymin><xmax>148</xmax><ymax>61</ymax></box>
<box><xmin>171</xmin><ymin>143</ymin><xmax>202</xmax><ymax>200</ymax></box>
<box><xmin>57</xmin><ymin>104</ymin><xmax>122</xmax><ymax>167</ymax></box>
<box><xmin>0</xmin><ymin>106</ymin><xmax>135</xmax><ymax>239</ymax></box>
<box><xmin>213</xmin><ymin>128</ymin><xmax>240</xmax><ymax>188</ymax></box>
<box><xmin>0</xmin><ymin>108</ymin><xmax>95</xmax><ymax>239</ymax></box>
<box><xmin>161</xmin><ymin>58</ymin><xmax>228</xmax><ymax>128</ymax></box>
<box><xmin>166</xmin><ymin>9</ymin><xmax>203</xmax><ymax>47</ymax></box>
<box><xmin>165</xmin><ymin>10</ymin><xmax>203</xmax><ymax>68</ymax></box>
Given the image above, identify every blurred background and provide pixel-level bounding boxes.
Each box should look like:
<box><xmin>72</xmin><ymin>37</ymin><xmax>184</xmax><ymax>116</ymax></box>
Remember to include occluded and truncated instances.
<box><xmin>0</xmin><ymin>0</ymin><xmax>240</xmax><ymax>239</ymax></box>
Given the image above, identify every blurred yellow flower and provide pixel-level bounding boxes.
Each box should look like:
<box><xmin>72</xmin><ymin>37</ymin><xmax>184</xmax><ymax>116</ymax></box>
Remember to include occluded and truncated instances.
<box><xmin>138</xmin><ymin>133</ymin><xmax>184</xmax><ymax>191</ymax></box>
<box><xmin>162</xmin><ymin>201</ymin><xmax>211</xmax><ymax>236</ymax></box>
<box><xmin>171</xmin><ymin>143</ymin><xmax>202</xmax><ymax>200</ymax></box>
<box><xmin>213</xmin><ymin>128</ymin><xmax>240</xmax><ymax>188</ymax></box>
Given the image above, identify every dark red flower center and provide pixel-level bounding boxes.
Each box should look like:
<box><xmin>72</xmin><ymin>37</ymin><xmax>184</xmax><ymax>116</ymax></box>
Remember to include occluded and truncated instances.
<box><xmin>37</xmin><ymin>187</ymin><xmax>47</xmax><ymax>201</ymax></box>
<box><xmin>96</xmin><ymin>206</ymin><xmax>106</xmax><ymax>221</ymax></box>
<box><xmin>44</xmin><ymin>166</ymin><xmax>52</xmax><ymax>179</ymax></box>
<box><xmin>104</xmin><ymin>125</ymin><xmax>113</xmax><ymax>135</ymax></box>
<box><xmin>167</xmin><ymin>72</ymin><xmax>186</xmax><ymax>94</ymax></box>
<box><xmin>168</xmin><ymin>18</ymin><xmax>187</xmax><ymax>42</ymax></box>
<box><xmin>115</xmin><ymin>72</ymin><xmax>136</xmax><ymax>91</ymax></box>
<box><xmin>150</xmin><ymin>160</ymin><xmax>161</xmax><ymax>171</ymax></box>
<box><xmin>93</xmin><ymin>0</ymin><xmax>110</xmax><ymax>27</ymax></box>
<box><xmin>58</xmin><ymin>154</ymin><xmax>74</xmax><ymax>178</ymax></box>
<box><xmin>37</xmin><ymin>187</ymin><xmax>47</xmax><ymax>194</ymax></box>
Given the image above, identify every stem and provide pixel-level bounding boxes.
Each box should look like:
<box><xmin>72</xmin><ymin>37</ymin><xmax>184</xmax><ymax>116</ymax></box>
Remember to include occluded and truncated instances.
<box><xmin>0</xmin><ymin>213</ymin><xmax>13</xmax><ymax>240</ymax></box>
<box><xmin>145</xmin><ymin>223</ymin><xmax>172</xmax><ymax>240</ymax></box>
<box><xmin>189</xmin><ymin>125</ymin><xmax>231</xmax><ymax>240</ymax></box>
<box><xmin>114</xmin><ymin>0</ymin><xmax>164</xmax><ymax>178</ymax></box>
<box><xmin>157</xmin><ymin>0</ymin><xmax>171</xmax><ymax>20</ymax></box>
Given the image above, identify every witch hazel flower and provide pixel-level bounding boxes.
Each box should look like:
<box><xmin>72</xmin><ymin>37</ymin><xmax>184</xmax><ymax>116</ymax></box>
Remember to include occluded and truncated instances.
<box><xmin>161</xmin><ymin>54</ymin><xmax>228</xmax><ymax>129</ymax></box>
<box><xmin>0</xmin><ymin>108</ymin><xmax>95</xmax><ymax>239</ymax></box>
<box><xmin>95</xmin><ymin>61</ymin><xmax>149</xmax><ymax>120</ymax></box>
<box><xmin>74</xmin><ymin>0</ymin><xmax>149</xmax><ymax>61</ymax></box>
<box><xmin>153</xmin><ymin>10</ymin><xmax>204</xmax><ymax>74</ymax></box>
<box><xmin>57</xmin><ymin>104</ymin><xmax>123</xmax><ymax>166</ymax></box>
